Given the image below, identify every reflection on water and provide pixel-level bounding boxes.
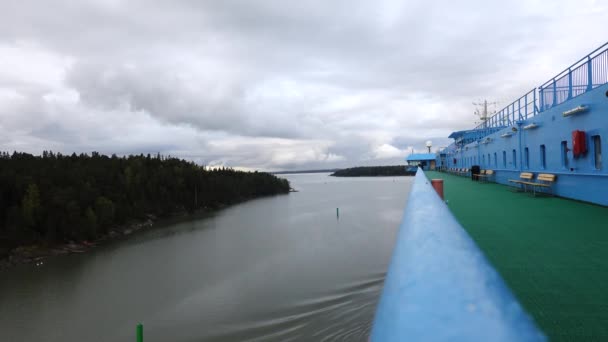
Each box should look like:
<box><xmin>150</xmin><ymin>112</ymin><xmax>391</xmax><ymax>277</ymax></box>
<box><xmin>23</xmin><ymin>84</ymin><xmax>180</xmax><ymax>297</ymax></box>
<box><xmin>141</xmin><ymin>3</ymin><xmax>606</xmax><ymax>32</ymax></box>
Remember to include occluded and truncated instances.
<box><xmin>0</xmin><ymin>173</ymin><xmax>411</xmax><ymax>341</ymax></box>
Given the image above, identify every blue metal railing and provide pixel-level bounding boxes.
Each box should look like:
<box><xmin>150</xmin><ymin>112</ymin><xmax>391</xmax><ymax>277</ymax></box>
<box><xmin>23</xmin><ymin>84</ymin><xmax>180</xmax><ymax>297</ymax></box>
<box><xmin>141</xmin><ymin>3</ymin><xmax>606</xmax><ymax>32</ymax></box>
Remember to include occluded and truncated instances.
<box><xmin>472</xmin><ymin>42</ymin><xmax>608</xmax><ymax>132</ymax></box>
<box><xmin>539</xmin><ymin>42</ymin><xmax>608</xmax><ymax>111</ymax></box>
<box><xmin>370</xmin><ymin>170</ymin><xmax>545</xmax><ymax>341</ymax></box>
<box><xmin>476</xmin><ymin>88</ymin><xmax>537</xmax><ymax>131</ymax></box>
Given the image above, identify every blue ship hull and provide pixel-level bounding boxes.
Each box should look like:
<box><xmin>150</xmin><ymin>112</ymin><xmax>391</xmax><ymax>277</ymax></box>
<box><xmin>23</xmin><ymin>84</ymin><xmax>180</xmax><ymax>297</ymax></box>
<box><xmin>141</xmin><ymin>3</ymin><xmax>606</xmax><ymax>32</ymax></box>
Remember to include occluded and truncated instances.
<box><xmin>438</xmin><ymin>43</ymin><xmax>608</xmax><ymax>206</ymax></box>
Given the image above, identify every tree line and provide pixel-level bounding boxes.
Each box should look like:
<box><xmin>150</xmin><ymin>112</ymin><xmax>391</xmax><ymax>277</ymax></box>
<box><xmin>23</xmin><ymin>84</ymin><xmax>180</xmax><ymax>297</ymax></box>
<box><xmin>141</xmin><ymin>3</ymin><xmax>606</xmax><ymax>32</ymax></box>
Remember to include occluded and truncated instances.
<box><xmin>0</xmin><ymin>151</ymin><xmax>290</xmax><ymax>249</ymax></box>
<box><xmin>330</xmin><ymin>165</ymin><xmax>416</xmax><ymax>177</ymax></box>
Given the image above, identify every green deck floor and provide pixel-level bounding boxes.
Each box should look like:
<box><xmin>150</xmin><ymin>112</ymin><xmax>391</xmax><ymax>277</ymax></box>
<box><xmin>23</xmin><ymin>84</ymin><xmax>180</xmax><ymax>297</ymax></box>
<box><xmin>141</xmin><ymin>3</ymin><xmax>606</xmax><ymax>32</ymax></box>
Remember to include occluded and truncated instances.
<box><xmin>426</xmin><ymin>171</ymin><xmax>608</xmax><ymax>341</ymax></box>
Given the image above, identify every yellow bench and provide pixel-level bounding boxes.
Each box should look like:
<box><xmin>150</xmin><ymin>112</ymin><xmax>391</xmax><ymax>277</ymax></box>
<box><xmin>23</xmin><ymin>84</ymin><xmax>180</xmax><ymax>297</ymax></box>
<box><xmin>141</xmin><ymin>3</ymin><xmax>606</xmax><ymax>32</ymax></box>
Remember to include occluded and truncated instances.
<box><xmin>509</xmin><ymin>172</ymin><xmax>556</xmax><ymax>195</ymax></box>
<box><xmin>526</xmin><ymin>173</ymin><xmax>557</xmax><ymax>196</ymax></box>
<box><xmin>477</xmin><ymin>170</ymin><xmax>495</xmax><ymax>183</ymax></box>
<box><xmin>458</xmin><ymin>168</ymin><xmax>469</xmax><ymax>177</ymax></box>
<box><xmin>508</xmin><ymin>172</ymin><xmax>534</xmax><ymax>191</ymax></box>
<box><xmin>472</xmin><ymin>169</ymin><xmax>485</xmax><ymax>181</ymax></box>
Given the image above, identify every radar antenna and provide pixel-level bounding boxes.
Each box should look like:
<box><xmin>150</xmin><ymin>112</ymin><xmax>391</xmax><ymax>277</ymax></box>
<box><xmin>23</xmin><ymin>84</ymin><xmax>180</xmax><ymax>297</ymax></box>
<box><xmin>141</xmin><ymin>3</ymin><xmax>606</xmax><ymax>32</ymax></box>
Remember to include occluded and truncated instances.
<box><xmin>473</xmin><ymin>100</ymin><xmax>498</xmax><ymax>127</ymax></box>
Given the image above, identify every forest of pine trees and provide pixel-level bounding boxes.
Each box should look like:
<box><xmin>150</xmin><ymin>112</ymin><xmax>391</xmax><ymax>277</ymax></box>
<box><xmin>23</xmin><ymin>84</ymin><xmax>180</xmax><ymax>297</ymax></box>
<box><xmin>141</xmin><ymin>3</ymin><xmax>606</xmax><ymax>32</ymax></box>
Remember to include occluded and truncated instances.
<box><xmin>0</xmin><ymin>151</ymin><xmax>290</xmax><ymax>250</ymax></box>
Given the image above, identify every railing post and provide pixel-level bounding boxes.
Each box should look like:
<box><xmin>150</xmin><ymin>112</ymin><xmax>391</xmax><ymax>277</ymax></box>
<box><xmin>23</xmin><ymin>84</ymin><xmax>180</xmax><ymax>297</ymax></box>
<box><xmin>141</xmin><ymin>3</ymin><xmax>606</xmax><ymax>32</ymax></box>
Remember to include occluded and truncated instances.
<box><xmin>587</xmin><ymin>56</ymin><xmax>593</xmax><ymax>91</ymax></box>
<box><xmin>512</xmin><ymin>103</ymin><xmax>515</xmax><ymax>124</ymax></box>
<box><xmin>567</xmin><ymin>68</ymin><xmax>572</xmax><ymax>99</ymax></box>
<box><xmin>518</xmin><ymin>98</ymin><xmax>522</xmax><ymax>120</ymax></box>
<box><xmin>534</xmin><ymin>89</ymin><xmax>538</xmax><ymax>114</ymax></box>
<box><xmin>538</xmin><ymin>87</ymin><xmax>544</xmax><ymax>112</ymax></box>
<box><xmin>552</xmin><ymin>78</ymin><xmax>557</xmax><ymax>108</ymax></box>
<box><xmin>430</xmin><ymin>179</ymin><xmax>444</xmax><ymax>200</ymax></box>
<box><xmin>524</xmin><ymin>94</ymin><xmax>528</xmax><ymax>119</ymax></box>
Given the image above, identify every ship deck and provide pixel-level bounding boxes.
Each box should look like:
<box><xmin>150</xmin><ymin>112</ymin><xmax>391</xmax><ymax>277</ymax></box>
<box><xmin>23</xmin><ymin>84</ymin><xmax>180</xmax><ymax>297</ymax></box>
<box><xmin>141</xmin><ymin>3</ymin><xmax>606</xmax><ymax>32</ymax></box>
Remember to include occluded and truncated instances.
<box><xmin>425</xmin><ymin>171</ymin><xmax>608</xmax><ymax>341</ymax></box>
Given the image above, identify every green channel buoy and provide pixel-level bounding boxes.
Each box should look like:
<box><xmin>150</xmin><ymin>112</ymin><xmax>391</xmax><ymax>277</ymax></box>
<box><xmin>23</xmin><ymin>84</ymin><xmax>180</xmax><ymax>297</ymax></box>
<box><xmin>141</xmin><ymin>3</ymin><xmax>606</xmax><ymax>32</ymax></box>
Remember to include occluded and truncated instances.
<box><xmin>137</xmin><ymin>323</ymin><xmax>143</xmax><ymax>342</ymax></box>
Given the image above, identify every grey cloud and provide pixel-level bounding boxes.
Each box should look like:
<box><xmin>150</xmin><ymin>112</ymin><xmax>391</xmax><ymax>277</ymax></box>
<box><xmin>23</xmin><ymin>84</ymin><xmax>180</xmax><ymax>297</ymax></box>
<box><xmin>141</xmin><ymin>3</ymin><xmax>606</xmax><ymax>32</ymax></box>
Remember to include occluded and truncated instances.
<box><xmin>1</xmin><ymin>0</ymin><xmax>607</xmax><ymax>170</ymax></box>
<box><xmin>66</xmin><ymin>62</ymin><xmax>249</xmax><ymax>132</ymax></box>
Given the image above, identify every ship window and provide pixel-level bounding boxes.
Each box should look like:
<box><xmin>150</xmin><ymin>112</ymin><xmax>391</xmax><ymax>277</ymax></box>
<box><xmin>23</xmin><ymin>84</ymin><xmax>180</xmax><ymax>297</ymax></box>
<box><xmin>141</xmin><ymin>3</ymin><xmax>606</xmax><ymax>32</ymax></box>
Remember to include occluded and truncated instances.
<box><xmin>482</xmin><ymin>154</ymin><xmax>485</xmax><ymax>165</ymax></box>
<box><xmin>502</xmin><ymin>151</ymin><xmax>507</xmax><ymax>168</ymax></box>
<box><xmin>524</xmin><ymin>147</ymin><xmax>529</xmax><ymax>169</ymax></box>
<box><xmin>494</xmin><ymin>152</ymin><xmax>497</xmax><ymax>167</ymax></box>
<box><xmin>561</xmin><ymin>141</ymin><xmax>568</xmax><ymax>168</ymax></box>
<box><xmin>512</xmin><ymin>149</ymin><xmax>517</xmax><ymax>169</ymax></box>
<box><xmin>487</xmin><ymin>154</ymin><xmax>490</xmax><ymax>167</ymax></box>
<box><xmin>540</xmin><ymin>145</ymin><xmax>546</xmax><ymax>169</ymax></box>
<box><xmin>593</xmin><ymin>135</ymin><xmax>602</xmax><ymax>169</ymax></box>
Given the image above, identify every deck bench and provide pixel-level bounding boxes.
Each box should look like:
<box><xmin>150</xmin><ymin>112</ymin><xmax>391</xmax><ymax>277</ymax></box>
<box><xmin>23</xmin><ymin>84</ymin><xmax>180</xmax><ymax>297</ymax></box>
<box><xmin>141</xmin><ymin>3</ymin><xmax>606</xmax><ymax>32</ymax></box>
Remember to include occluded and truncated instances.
<box><xmin>472</xmin><ymin>169</ymin><xmax>485</xmax><ymax>181</ymax></box>
<box><xmin>477</xmin><ymin>170</ymin><xmax>495</xmax><ymax>183</ymax></box>
<box><xmin>508</xmin><ymin>172</ymin><xmax>556</xmax><ymax>196</ymax></box>
<box><xmin>525</xmin><ymin>173</ymin><xmax>557</xmax><ymax>196</ymax></box>
<box><xmin>508</xmin><ymin>172</ymin><xmax>534</xmax><ymax>192</ymax></box>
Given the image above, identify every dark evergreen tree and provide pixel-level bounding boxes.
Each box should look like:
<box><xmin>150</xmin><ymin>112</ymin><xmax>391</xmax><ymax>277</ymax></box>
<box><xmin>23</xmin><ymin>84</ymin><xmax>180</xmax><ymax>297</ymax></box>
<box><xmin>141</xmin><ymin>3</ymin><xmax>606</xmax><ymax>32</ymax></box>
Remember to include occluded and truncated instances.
<box><xmin>0</xmin><ymin>151</ymin><xmax>290</xmax><ymax>248</ymax></box>
<box><xmin>330</xmin><ymin>165</ymin><xmax>416</xmax><ymax>177</ymax></box>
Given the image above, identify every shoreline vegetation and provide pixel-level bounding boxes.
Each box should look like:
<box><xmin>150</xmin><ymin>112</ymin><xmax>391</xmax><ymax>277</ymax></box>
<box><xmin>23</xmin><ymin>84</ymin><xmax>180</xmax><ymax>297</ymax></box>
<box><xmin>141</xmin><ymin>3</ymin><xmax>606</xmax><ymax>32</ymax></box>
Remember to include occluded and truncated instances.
<box><xmin>330</xmin><ymin>165</ymin><xmax>416</xmax><ymax>177</ymax></box>
<box><xmin>272</xmin><ymin>168</ymin><xmax>341</xmax><ymax>175</ymax></box>
<box><xmin>0</xmin><ymin>151</ymin><xmax>290</xmax><ymax>270</ymax></box>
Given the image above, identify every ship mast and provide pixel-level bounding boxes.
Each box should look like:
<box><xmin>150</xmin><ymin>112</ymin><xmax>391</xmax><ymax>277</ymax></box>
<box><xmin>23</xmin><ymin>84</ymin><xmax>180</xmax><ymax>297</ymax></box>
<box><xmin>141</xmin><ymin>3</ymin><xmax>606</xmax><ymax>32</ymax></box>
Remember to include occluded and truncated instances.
<box><xmin>473</xmin><ymin>100</ymin><xmax>497</xmax><ymax>127</ymax></box>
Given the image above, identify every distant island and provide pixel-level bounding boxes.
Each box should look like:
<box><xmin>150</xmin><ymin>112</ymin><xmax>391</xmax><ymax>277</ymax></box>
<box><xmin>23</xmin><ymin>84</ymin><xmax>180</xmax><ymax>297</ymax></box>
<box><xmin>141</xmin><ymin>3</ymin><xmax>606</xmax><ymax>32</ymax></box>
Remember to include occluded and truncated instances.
<box><xmin>272</xmin><ymin>168</ymin><xmax>341</xmax><ymax>175</ymax></box>
<box><xmin>0</xmin><ymin>151</ymin><xmax>290</xmax><ymax>268</ymax></box>
<box><xmin>330</xmin><ymin>165</ymin><xmax>416</xmax><ymax>177</ymax></box>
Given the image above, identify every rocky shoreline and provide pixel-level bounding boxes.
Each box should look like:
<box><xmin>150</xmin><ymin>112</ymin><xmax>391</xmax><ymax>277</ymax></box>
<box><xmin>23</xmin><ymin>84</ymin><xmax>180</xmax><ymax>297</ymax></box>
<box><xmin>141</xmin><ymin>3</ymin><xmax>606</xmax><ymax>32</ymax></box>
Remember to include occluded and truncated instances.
<box><xmin>0</xmin><ymin>197</ymin><xmax>282</xmax><ymax>271</ymax></box>
<box><xmin>0</xmin><ymin>216</ymin><xmax>156</xmax><ymax>270</ymax></box>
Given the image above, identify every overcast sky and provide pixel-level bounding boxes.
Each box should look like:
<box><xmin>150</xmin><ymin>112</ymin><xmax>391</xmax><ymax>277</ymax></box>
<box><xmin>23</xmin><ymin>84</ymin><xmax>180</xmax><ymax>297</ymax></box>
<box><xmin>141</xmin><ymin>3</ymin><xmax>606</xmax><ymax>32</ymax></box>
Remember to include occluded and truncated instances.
<box><xmin>1</xmin><ymin>0</ymin><xmax>606</xmax><ymax>170</ymax></box>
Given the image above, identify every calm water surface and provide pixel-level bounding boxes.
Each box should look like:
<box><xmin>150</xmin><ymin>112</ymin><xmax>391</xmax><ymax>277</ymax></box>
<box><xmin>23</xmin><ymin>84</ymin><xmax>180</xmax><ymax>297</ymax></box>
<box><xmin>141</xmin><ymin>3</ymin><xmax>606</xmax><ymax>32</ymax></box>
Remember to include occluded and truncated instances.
<box><xmin>0</xmin><ymin>173</ymin><xmax>412</xmax><ymax>341</ymax></box>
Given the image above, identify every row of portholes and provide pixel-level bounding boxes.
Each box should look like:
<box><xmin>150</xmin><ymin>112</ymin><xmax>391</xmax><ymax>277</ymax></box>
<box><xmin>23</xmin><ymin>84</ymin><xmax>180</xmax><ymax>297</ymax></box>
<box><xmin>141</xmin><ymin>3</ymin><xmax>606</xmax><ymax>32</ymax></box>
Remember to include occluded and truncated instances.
<box><xmin>457</xmin><ymin>136</ymin><xmax>602</xmax><ymax>171</ymax></box>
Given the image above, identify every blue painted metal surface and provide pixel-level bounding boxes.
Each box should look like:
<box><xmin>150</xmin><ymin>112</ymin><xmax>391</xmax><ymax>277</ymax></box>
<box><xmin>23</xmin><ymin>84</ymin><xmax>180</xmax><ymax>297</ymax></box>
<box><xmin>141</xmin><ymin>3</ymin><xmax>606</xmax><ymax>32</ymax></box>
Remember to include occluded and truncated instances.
<box><xmin>468</xmin><ymin>42</ymin><xmax>608</xmax><ymax>132</ymax></box>
<box><xmin>440</xmin><ymin>42</ymin><xmax>608</xmax><ymax>206</ymax></box>
<box><xmin>405</xmin><ymin>153</ymin><xmax>436</xmax><ymax>161</ymax></box>
<box><xmin>538</xmin><ymin>42</ymin><xmax>608</xmax><ymax>111</ymax></box>
<box><xmin>370</xmin><ymin>170</ymin><xmax>545</xmax><ymax>342</ymax></box>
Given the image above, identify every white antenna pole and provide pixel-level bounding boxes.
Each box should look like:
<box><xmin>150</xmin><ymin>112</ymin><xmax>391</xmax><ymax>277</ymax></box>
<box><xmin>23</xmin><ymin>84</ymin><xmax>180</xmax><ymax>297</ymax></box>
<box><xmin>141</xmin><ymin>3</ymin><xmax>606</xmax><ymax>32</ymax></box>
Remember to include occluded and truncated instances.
<box><xmin>473</xmin><ymin>100</ymin><xmax>498</xmax><ymax>127</ymax></box>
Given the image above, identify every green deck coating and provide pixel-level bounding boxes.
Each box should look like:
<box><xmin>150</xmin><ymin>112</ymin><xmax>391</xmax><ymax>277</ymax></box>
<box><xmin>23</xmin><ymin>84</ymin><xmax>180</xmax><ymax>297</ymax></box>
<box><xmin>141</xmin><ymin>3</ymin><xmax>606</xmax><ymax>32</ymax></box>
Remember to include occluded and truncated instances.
<box><xmin>426</xmin><ymin>171</ymin><xmax>608</xmax><ymax>341</ymax></box>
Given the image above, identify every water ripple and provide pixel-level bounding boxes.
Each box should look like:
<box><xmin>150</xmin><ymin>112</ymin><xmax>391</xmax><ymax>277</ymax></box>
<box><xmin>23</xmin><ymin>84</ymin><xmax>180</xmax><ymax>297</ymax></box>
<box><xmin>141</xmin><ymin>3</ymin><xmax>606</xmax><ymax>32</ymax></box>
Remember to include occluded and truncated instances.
<box><xmin>209</xmin><ymin>274</ymin><xmax>385</xmax><ymax>342</ymax></box>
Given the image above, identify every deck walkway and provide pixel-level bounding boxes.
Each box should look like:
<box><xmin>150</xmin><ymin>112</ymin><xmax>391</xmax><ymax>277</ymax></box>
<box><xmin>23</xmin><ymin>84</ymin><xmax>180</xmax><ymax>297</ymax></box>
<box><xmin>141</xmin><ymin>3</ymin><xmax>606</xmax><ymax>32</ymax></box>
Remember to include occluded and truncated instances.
<box><xmin>426</xmin><ymin>171</ymin><xmax>608</xmax><ymax>341</ymax></box>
